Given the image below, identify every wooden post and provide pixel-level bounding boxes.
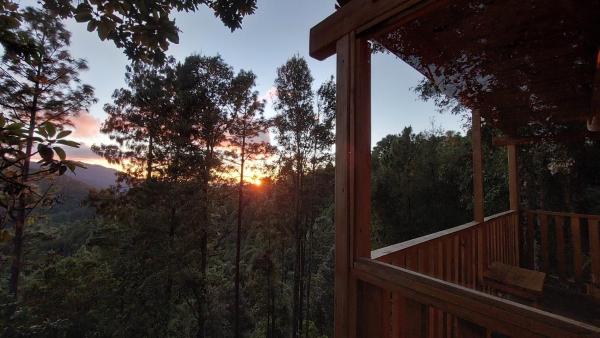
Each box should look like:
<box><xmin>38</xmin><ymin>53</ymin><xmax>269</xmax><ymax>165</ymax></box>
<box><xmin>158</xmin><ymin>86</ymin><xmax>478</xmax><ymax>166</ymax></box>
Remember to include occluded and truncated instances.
<box><xmin>472</xmin><ymin>110</ymin><xmax>485</xmax><ymax>285</ymax></box>
<box><xmin>472</xmin><ymin>110</ymin><xmax>485</xmax><ymax>223</ymax></box>
<box><xmin>507</xmin><ymin>145</ymin><xmax>519</xmax><ymax>210</ymax></box>
<box><xmin>507</xmin><ymin>144</ymin><xmax>521</xmax><ymax>267</ymax></box>
<box><xmin>334</xmin><ymin>32</ymin><xmax>371</xmax><ymax>338</ymax></box>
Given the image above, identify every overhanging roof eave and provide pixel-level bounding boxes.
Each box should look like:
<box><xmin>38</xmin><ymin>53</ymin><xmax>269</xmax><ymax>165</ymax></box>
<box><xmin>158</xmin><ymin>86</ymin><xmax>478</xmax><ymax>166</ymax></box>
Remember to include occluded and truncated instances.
<box><xmin>309</xmin><ymin>0</ymin><xmax>447</xmax><ymax>60</ymax></box>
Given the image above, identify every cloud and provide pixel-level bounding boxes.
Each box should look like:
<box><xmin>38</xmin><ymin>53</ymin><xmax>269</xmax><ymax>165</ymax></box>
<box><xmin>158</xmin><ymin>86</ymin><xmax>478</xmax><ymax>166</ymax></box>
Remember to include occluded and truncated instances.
<box><xmin>259</xmin><ymin>87</ymin><xmax>278</xmax><ymax>104</ymax></box>
<box><xmin>69</xmin><ymin>113</ymin><xmax>101</xmax><ymax>138</ymax></box>
<box><xmin>250</xmin><ymin>131</ymin><xmax>271</xmax><ymax>144</ymax></box>
<box><xmin>63</xmin><ymin>142</ymin><xmax>122</xmax><ymax>170</ymax></box>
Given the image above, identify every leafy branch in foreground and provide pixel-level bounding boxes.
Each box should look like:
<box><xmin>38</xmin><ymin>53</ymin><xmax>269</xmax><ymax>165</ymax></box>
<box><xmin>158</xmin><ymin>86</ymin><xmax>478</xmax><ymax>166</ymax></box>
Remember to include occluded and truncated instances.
<box><xmin>0</xmin><ymin>7</ymin><xmax>95</xmax><ymax>297</ymax></box>
<box><xmin>1</xmin><ymin>0</ymin><xmax>257</xmax><ymax>63</ymax></box>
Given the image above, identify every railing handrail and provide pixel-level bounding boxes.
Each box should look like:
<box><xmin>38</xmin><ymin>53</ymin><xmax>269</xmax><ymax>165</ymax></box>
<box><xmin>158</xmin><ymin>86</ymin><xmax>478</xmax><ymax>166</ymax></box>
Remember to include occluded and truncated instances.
<box><xmin>524</xmin><ymin>209</ymin><xmax>600</xmax><ymax>220</ymax></box>
<box><xmin>371</xmin><ymin>209</ymin><xmax>517</xmax><ymax>260</ymax></box>
<box><xmin>354</xmin><ymin>258</ymin><xmax>600</xmax><ymax>338</ymax></box>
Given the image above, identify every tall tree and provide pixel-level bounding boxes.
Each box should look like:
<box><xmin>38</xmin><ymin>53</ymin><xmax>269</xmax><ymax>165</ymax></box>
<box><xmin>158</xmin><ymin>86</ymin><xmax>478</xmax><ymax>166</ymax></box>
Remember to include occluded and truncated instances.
<box><xmin>93</xmin><ymin>60</ymin><xmax>175</xmax><ymax>182</ymax></box>
<box><xmin>227</xmin><ymin>69</ymin><xmax>271</xmax><ymax>338</ymax></box>
<box><xmin>0</xmin><ymin>7</ymin><xmax>95</xmax><ymax>296</ymax></box>
<box><xmin>272</xmin><ymin>55</ymin><xmax>315</xmax><ymax>338</ymax></box>
<box><xmin>304</xmin><ymin>77</ymin><xmax>335</xmax><ymax>336</ymax></box>
<box><xmin>175</xmin><ymin>54</ymin><xmax>235</xmax><ymax>338</ymax></box>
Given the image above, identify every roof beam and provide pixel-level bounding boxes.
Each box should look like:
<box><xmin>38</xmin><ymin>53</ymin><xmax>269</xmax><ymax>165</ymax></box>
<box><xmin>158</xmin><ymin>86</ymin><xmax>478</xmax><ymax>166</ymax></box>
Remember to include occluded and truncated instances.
<box><xmin>492</xmin><ymin>132</ymin><xmax>600</xmax><ymax>146</ymax></box>
<box><xmin>309</xmin><ymin>0</ymin><xmax>446</xmax><ymax>60</ymax></box>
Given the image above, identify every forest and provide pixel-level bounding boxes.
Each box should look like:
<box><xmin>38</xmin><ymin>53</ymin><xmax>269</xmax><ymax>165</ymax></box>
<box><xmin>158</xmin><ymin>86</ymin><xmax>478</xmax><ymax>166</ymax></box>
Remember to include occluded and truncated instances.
<box><xmin>1</xmin><ymin>1</ymin><xmax>600</xmax><ymax>338</ymax></box>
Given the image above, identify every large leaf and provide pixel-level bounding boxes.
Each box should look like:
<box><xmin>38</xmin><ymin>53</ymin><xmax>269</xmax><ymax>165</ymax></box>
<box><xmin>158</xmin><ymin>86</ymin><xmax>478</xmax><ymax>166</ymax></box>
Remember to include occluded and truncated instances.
<box><xmin>53</xmin><ymin>146</ymin><xmax>66</xmax><ymax>160</ymax></box>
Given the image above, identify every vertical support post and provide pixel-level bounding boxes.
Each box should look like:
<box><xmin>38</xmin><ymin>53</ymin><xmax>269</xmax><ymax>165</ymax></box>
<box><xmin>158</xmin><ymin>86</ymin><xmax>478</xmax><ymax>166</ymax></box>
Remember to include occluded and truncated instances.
<box><xmin>472</xmin><ymin>110</ymin><xmax>485</xmax><ymax>284</ymax></box>
<box><xmin>334</xmin><ymin>32</ymin><xmax>371</xmax><ymax>338</ymax></box>
<box><xmin>507</xmin><ymin>144</ymin><xmax>521</xmax><ymax>266</ymax></box>
<box><xmin>472</xmin><ymin>110</ymin><xmax>485</xmax><ymax>223</ymax></box>
<box><xmin>507</xmin><ymin>145</ymin><xmax>519</xmax><ymax>210</ymax></box>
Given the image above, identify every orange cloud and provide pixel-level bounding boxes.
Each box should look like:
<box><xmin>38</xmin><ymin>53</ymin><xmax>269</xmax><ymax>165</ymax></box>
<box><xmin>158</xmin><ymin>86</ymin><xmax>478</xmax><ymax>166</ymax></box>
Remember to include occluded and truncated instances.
<box><xmin>69</xmin><ymin>113</ymin><xmax>101</xmax><ymax>138</ymax></box>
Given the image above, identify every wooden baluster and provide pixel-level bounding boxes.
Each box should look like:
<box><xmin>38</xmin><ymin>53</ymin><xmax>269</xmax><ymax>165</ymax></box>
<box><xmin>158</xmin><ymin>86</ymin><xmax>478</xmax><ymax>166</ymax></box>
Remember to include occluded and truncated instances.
<box><xmin>512</xmin><ymin>214</ymin><xmax>518</xmax><ymax>266</ymax></box>
<box><xmin>436</xmin><ymin>241</ymin><xmax>444</xmax><ymax>338</ymax></box>
<box><xmin>476</xmin><ymin>228</ymin><xmax>484</xmax><ymax>286</ymax></box>
<box><xmin>554</xmin><ymin>216</ymin><xmax>567</xmax><ymax>278</ymax></box>
<box><xmin>391</xmin><ymin>292</ymin><xmax>401</xmax><ymax>338</ymax></box>
<box><xmin>590</xmin><ymin>218</ymin><xmax>600</xmax><ymax>285</ymax></box>
<box><xmin>428</xmin><ymin>244</ymin><xmax>436</xmax><ymax>277</ymax></box>
<box><xmin>407</xmin><ymin>248</ymin><xmax>418</xmax><ymax>271</ymax></box>
<box><xmin>571</xmin><ymin>217</ymin><xmax>583</xmax><ymax>281</ymax></box>
<box><xmin>504</xmin><ymin>218</ymin><xmax>511</xmax><ymax>265</ymax></box>
<box><xmin>491</xmin><ymin>221</ymin><xmax>497</xmax><ymax>265</ymax></box>
<box><xmin>511</xmin><ymin>216</ymin><xmax>517</xmax><ymax>265</ymax></box>
<box><xmin>540</xmin><ymin>214</ymin><xmax>550</xmax><ymax>272</ymax></box>
<box><xmin>357</xmin><ymin>281</ymin><xmax>383</xmax><ymax>338</ymax></box>
<box><xmin>464</xmin><ymin>233</ymin><xmax>470</xmax><ymax>287</ymax></box>
<box><xmin>444</xmin><ymin>238</ymin><xmax>452</xmax><ymax>282</ymax></box>
<box><xmin>514</xmin><ymin>213</ymin><xmax>520</xmax><ymax>266</ymax></box>
<box><xmin>426</xmin><ymin>244</ymin><xmax>435</xmax><ymax>338</ymax></box>
<box><xmin>501</xmin><ymin>218</ymin><xmax>507</xmax><ymax>264</ymax></box>
<box><xmin>382</xmin><ymin>290</ymin><xmax>392</xmax><ymax>338</ymax></box>
<box><xmin>398</xmin><ymin>253</ymin><xmax>407</xmax><ymax>268</ymax></box>
<box><xmin>527</xmin><ymin>211</ymin><xmax>536</xmax><ymax>269</ymax></box>
<box><xmin>471</xmin><ymin>230</ymin><xmax>478</xmax><ymax>287</ymax></box>
<box><xmin>453</xmin><ymin>236</ymin><xmax>460</xmax><ymax>284</ymax></box>
<box><xmin>418</xmin><ymin>247</ymin><xmax>426</xmax><ymax>274</ymax></box>
<box><xmin>457</xmin><ymin>318</ymin><xmax>486</xmax><ymax>338</ymax></box>
<box><xmin>401</xmin><ymin>298</ymin><xmax>427</xmax><ymax>338</ymax></box>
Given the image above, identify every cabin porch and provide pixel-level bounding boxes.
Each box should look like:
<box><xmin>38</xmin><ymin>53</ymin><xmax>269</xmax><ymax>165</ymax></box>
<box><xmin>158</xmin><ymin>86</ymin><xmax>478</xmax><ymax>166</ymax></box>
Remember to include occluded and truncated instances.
<box><xmin>364</xmin><ymin>208</ymin><xmax>600</xmax><ymax>337</ymax></box>
<box><xmin>309</xmin><ymin>0</ymin><xmax>600</xmax><ymax>337</ymax></box>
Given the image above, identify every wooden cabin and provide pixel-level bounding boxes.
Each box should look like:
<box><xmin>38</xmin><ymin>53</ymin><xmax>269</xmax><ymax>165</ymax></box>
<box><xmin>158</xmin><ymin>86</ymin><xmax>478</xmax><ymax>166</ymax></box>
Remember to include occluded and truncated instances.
<box><xmin>309</xmin><ymin>0</ymin><xmax>600</xmax><ymax>337</ymax></box>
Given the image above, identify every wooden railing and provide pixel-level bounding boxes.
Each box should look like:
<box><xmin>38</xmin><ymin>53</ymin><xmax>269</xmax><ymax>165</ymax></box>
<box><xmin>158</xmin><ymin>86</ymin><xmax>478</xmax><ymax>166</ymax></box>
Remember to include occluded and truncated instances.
<box><xmin>523</xmin><ymin>210</ymin><xmax>600</xmax><ymax>287</ymax></box>
<box><xmin>355</xmin><ymin>210</ymin><xmax>600</xmax><ymax>337</ymax></box>
<box><xmin>353</xmin><ymin>258</ymin><xmax>600</xmax><ymax>338</ymax></box>
<box><xmin>371</xmin><ymin>210</ymin><xmax>519</xmax><ymax>289</ymax></box>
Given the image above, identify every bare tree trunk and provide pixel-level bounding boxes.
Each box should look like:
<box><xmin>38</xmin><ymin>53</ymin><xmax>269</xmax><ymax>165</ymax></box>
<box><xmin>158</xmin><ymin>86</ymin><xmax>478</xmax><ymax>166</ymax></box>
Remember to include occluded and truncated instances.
<box><xmin>146</xmin><ymin>134</ymin><xmax>154</xmax><ymax>181</ymax></box>
<box><xmin>305</xmin><ymin>223</ymin><xmax>313</xmax><ymax>338</ymax></box>
<box><xmin>165</xmin><ymin>205</ymin><xmax>177</xmax><ymax>332</ymax></box>
<box><xmin>292</xmin><ymin>162</ymin><xmax>303</xmax><ymax>338</ymax></box>
<box><xmin>298</xmin><ymin>233</ymin><xmax>305</xmax><ymax>338</ymax></box>
<box><xmin>198</xmin><ymin>228</ymin><xmax>207</xmax><ymax>338</ymax></box>
<box><xmin>235</xmin><ymin>137</ymin><xmax>246</xmax><ymax>338</ymax></box>
<box><xmin>9</xmin><ymin>82</ymin><xmax>39</xmax><ymax>297</ymax></box>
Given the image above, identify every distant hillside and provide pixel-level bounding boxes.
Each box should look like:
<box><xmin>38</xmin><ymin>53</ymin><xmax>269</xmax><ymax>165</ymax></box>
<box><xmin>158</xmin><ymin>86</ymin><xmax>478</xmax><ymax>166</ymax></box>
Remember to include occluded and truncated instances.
<box><xmin>42</xmin><ymin>174</ymin><xmax>97</xmax><ymax>224</ymax></box>
<box><xmin>31</xmin><ymin>162</ymin><xmax>119</xmax><ymax>189</ymax></box>
<box><xmin>28</xmin><ymin>162</ymin><xmax>119</xmax><ymax>225</ymax></box>
<box><xmin>66</xmin><ymin>163</ymin><xmax>119</xmax><ymax>189</ymax></box>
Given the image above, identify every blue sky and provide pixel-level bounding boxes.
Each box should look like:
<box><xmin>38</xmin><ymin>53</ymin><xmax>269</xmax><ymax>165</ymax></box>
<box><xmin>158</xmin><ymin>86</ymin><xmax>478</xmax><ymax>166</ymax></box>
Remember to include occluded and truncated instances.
<box><xmin>47</xmin><ymin>0</ymin><xmax>463</xmax><ymax>164</ymax></box>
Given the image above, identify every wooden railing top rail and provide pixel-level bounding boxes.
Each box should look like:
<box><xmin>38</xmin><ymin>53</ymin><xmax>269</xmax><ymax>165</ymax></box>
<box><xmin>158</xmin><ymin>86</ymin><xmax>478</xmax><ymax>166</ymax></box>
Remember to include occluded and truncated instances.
<box><xmin>524</xmin><ymin>209</ymin><xmax>600</xmax><ymax>220</ymax></box>
<box><xmin>354</xmin><ymin>258</ymin><xmax>600</xmax><ymax>338</ymax></box>
<box><xmin>371</xmin><ymin>210</ymin><xmax>516</xmax><ymax>260</ymax></box>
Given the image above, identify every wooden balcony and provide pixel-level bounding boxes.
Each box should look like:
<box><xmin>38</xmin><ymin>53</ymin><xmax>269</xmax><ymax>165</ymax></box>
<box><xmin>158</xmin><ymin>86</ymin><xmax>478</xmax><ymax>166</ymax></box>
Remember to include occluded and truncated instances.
<box><xmin>355</xmin><ymin>210</ymin><xmax>600</xmax><ymax>337</ymax></box>
<box><xmin>309</xmin><ymin>0</ymin><xmax>600</xmax><ymax>337</ymax></box>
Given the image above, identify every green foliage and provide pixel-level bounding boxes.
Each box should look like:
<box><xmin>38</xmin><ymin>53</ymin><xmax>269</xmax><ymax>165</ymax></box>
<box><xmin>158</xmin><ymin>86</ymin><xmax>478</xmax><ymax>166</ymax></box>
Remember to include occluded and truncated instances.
<box><xmin>0</xmin><ymin>6</ymin><xmax>94</xmax><ymax>299</ymax></box>
<box><xmin>1</xmin><ymin>0</ymin><xmax>257</xmax><ymax>63</ymax></box>
<box><xmin>371</xmin><ymin>127</ymin><xmax>509</xmax><ymax>246</ymax></box>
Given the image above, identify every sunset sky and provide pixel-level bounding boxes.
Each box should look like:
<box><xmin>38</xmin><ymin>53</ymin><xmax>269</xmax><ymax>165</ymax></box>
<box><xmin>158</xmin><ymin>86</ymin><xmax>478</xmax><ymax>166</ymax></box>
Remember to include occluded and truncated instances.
<box><xmin>55</xmin><ymin>0</ymin><xmax>463</xmax><ymax>168</ymax></box>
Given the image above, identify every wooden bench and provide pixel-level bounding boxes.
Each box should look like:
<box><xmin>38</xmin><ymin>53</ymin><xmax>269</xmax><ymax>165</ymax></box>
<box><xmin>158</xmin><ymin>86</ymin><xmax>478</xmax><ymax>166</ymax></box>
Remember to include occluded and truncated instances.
<box><xmin>483</xmin><ymin>262</ymin><xmax>546</xmax><ymax>303</ymax></box>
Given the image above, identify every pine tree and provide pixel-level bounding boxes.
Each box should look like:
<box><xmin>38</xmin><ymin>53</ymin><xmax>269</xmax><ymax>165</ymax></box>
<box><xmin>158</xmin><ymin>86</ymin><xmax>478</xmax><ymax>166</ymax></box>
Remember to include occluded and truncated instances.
<box><xmin>227</xmin><ymin>70</ymin><xmax>271</xmax><ymax>338</ymax></box>
<box><xmin>0</xmin><ymin>7</ymin><xmax>95</xmax><ymax>297</ymax></box>
<box><xmin>175</xmin><ymin>54</ymin><xmax>235</xmax><ymax>338</ymax></box>
<box><xmin>93</xmin><ymin>59</ymin><xmax>175</xmax><ymax>182</ymax></box>
<box><xmin>273</xmin><ymin>55</ymin><xmax>315</xmax><ymax>338</ymax></box>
